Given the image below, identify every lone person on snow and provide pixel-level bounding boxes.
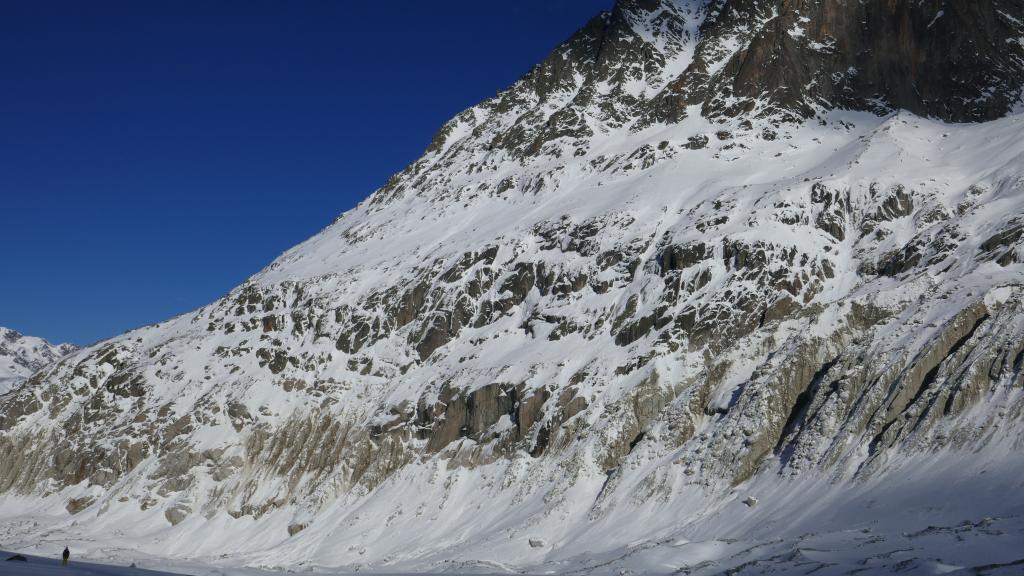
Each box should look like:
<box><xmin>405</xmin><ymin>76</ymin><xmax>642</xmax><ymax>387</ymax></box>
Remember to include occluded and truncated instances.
<box><xmin>62</xmin><ymin>546</ymin><xmax>70</xmax><ymax>566</ymax></box>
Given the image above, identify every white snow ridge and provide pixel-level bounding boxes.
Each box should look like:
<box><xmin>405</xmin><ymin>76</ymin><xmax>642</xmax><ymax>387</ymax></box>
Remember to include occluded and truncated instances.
<box><xmin>2</xmin><ymin>1</ymin><xmax>1024</xmax><ymax>574</ymax></box>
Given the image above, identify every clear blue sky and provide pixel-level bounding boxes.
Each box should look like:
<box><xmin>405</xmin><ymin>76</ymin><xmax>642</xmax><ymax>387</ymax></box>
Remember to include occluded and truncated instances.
<box><xmin>0</xmin><ymin>0</ymin><xmax>610</xmax><ymax>345</ymax></box>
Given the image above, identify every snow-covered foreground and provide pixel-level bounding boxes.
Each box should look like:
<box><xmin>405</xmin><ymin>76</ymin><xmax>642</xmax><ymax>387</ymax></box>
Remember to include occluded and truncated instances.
<box><xmin>3</xmin><ymin>509</ymin><xmax>1024</xmax><ymax>576</ymax></box>
<box><xmin>3</xmin><ymin>447</ymin><xmax>1023</xmax><ymax>575</ymax></box>
<box><xmin>0</xmin><ymin>551</ymin><xmax>179</xmax><ymax>576</ymax></box>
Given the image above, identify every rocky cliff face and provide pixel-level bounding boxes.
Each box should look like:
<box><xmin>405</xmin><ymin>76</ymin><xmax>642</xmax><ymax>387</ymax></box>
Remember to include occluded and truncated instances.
<box><xmin>666</xmin><ymin>0</ymin><xmax>1024</xmax><ymax>123</ymax></box>
<box><xmin>0</xmin><ymin>327</ymin><xmax>76</xmax><ymax>395</ymax></box>
<box><xmin>2</xmin><ymin>1</ymin><xmax>1024</xmax><ymax>572</ymax></box>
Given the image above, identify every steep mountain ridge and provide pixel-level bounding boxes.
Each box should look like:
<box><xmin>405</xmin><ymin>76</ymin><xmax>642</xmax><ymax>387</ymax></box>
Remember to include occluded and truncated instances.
<box><xmin>671</xmin><ymin>0</ymin><xmax>1024</xmax><ymax>122</ymax></box>
<box><xmin>2</xmin><ymin>1</ymin><xmax>1024</xmax><ymax>573</ymax></box>
<box><xmin>0</xmin><ymin>327</ymin><xmax>76</xmax><ymax>395</ymax></box>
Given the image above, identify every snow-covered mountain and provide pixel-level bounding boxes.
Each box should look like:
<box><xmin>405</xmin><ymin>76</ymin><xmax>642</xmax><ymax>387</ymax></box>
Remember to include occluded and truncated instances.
<box><xmin>0</xmin><ymin>327</ymin><xmax>76</xmax><ymax>396</ymax></box>
<box><xmin>3</xmin><ymin>1</ymin><xmax>1024</xmax><ymax>573</ymax></box>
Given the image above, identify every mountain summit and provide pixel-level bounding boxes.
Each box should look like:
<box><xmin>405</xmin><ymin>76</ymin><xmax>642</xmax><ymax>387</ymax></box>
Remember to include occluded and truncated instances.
<box><xmin>650</xmin><ymin>0</ymin><xmax>1024</xmax><ymax>123</ymax></box>
<box><xmin>2</xmin><ymin>1</ymin><xmax>1024</xmax><ymax>573</ymax></box>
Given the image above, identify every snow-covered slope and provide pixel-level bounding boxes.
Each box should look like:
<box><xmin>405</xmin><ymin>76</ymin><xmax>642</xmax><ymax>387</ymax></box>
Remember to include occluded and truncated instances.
<box><xmin>2</xmin><ymin>1</ymin><xmax>1024</xmax><ymax>573</ymax></box>
<box><xmin>0</xmin><ymin>327</ymin><xmax>76</xmax><ymax>395</ymax></box>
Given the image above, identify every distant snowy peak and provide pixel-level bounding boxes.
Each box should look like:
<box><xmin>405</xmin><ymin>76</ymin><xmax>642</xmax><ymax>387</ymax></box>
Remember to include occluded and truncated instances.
<box><xmin>0</xmin><ymin>327</ymin><xmax>76</xmax><ymax>395</ymax></box>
